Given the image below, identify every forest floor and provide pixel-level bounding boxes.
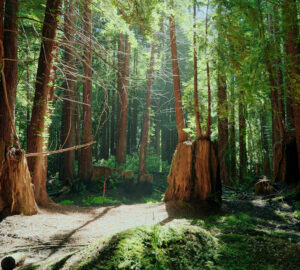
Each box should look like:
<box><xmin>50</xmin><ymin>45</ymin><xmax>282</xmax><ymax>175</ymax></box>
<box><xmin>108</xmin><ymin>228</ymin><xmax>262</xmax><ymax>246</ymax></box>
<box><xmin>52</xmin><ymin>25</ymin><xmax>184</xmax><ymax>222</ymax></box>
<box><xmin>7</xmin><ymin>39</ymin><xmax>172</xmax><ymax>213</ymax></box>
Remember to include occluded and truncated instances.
<box><xmin>1</xmin><ymin>181</ymin><xmax>300</xmax><ymax>269</ymax></box>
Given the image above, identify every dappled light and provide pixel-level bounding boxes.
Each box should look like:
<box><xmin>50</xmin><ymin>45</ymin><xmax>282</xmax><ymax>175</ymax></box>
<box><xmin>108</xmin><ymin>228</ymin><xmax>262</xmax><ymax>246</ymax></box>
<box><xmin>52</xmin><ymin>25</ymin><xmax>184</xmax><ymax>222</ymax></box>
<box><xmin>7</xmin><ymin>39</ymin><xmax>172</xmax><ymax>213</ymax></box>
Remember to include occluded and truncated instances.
<box><xmin>0</xmin><ymin>0</ymin><xmax>300</xmax><ymax>269</ymax></box>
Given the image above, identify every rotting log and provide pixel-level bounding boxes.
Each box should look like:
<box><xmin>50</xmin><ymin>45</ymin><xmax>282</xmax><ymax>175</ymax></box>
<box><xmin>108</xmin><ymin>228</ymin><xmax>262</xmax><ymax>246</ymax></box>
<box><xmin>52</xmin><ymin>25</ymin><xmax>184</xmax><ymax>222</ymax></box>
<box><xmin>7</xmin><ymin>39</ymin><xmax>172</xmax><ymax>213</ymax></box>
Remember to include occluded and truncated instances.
<box><xmin>0</xmin><ymin>148</ymin><xmax>37</xmax><ymax>215</ymax></box>
<box><xmin>164</xmin><ymin>139</ymin><xmax>221</xmax><ymax>203</ymax></box>
<box><xmin>1</xmin><ymin>253</ymin><xmax>26</xmax><ymax>270</ymax></box>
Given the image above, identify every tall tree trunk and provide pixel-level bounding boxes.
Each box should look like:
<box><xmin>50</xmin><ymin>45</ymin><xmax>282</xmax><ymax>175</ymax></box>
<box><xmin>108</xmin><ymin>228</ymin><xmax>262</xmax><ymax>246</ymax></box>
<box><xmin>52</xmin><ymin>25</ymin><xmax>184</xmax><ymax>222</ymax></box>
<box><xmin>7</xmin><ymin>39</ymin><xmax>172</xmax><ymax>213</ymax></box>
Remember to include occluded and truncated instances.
<box><xmin>78</xmin><ymin>0</ymin><xmax>93</xmax><ymax>181</ymax></box>
<box><xmin>283</xmin><ymin>0</ymin><xmax>300</xmax><ymax>179</ymax></box>
<box><xmin>229</xmin><ymin>84</ymin><xmax>236</xmax><ymax>182</ymax></box>
<box><xmin>60</xmin><ymin>0</ymin><xmax>76</xmax><ymax>185</ymax></box>
<box><xmin>169</xmin><ymin>14</ymin><xmax>187</xmax><ymax>143</ymax></box>
<box><xmin>138</xmin><ymin>45</ymin><xmax>155</xmax><ymax>181</ymax></box>
<box><xmin>27</xmin><ymin>0</ymin><xmax>61</xmax><ymax>206</ymax></box>
<box><xmin>130</xmin><ymin>49</ymin><xmax>138</xmax><ymax>152</ymax></box>
<box><xmin>0</xmin><ymin>0</ymin><xmax>17</xmax><ymax>170</ymax></box>
<box><xmin>193</xmin><ymin>1</ymin><xmax>201</xmax><ymax>138</ymax></box>
<box><xmin>110</xmin><ymin>84</ymin><xmax>116</xmax><ymax>156</ymax></box>
<box><xmin>238</xmin><ymin>97</ymin><xmax>246</xmax><ymax>183</ymax></box>
<box><xmin>116</xmin><ymin>34</ymin><xmax>130</xmax><ymax>165</ymax></box>
<box><xmin>217</xmin><ymin>73</ymin><xmax>228</xmax><ymax>184</ymax></box>
<box><xmin>261</xmin><ymin>106</ymin><xmax>271</xmax><ymax>176</ymax></box>
<box><xmin>0</xmin><ymin>0</ymin><xmax>37</xmax><ymax>215</ymax></box>
<box><xmin>101</xmin><ymin>112</ymin><xmax>109</xmax><ymax>159</ymax></box>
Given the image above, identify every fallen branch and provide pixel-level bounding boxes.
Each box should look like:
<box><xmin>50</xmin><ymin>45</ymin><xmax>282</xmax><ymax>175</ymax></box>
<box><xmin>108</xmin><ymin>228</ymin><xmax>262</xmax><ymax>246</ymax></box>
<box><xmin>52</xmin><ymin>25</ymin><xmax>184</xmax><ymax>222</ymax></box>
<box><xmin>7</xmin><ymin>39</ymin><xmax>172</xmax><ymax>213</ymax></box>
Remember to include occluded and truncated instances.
<box><xmin>25</xmin><ymin>141</ymin><xmax>96</xmax><ymax>157</ymax></box>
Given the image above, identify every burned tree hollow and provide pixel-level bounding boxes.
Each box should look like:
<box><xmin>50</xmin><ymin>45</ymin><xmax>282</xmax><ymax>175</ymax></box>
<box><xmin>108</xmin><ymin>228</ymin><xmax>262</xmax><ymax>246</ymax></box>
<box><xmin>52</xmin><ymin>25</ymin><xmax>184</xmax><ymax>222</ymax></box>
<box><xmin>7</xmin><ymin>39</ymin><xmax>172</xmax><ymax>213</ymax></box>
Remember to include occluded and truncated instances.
<box><xmin>164</xmin><ymin>139</ymin><xmax>221</xmax><ymax>203</ymax></box>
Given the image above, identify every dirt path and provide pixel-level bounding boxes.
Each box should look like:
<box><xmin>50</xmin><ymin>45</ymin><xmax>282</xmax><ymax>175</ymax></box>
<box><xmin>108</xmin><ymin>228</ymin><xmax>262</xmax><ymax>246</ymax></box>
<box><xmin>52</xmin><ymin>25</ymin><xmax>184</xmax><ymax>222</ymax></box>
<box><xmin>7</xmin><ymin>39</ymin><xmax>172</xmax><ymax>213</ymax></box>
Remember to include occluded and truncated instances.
<box><xmin>1</xmin><ymin>196</ymin><xmax>299</xmax><ymax>268</ymax></box>
<box><xmin>0</xmin><ymin>203</ymin><xmax>170</xmax><ymax>266</ymax></box>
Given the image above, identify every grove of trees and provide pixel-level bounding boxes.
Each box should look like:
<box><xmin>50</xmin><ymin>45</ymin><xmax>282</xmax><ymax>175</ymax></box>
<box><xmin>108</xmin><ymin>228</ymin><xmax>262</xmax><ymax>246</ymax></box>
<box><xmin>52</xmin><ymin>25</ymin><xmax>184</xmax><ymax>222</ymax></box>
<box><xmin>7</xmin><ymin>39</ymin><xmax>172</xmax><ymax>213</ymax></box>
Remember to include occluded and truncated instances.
<box><xmin>0</xmin><ymin>0</ymin><xmax>299</xmax><ymax>215</ymax></box>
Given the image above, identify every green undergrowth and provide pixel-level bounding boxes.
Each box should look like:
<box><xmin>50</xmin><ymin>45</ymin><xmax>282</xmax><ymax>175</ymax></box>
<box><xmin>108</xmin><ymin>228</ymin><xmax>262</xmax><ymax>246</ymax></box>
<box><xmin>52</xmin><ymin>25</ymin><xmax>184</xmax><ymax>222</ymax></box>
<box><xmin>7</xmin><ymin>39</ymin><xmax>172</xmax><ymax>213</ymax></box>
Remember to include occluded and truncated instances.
<box><xmin>27</xmin><ymin>211</ymin><xmax>300</xmax><ymax>270</ymax></box>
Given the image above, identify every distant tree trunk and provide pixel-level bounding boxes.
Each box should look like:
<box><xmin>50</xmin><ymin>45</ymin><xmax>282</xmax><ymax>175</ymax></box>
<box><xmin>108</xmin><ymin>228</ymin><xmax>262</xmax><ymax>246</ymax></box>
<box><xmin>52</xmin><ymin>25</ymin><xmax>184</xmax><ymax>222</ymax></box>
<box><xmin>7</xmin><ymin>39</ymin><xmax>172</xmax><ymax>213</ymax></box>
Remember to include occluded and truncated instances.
<box><xmin>261</xmin><ymin>107</ymin><xmax>271</xmax><ymax>176</ymax></box>
<box><xmin>193</xmin><ymin>1</ymin><xmax>201</xmax><ymax>138</ymax></box>
<box><xmin>110</xmin><ymin>85</ymin><xmax>116</xmax><ymax>155</ymax></box>
<box><xmin>229</xmin><ymin>83</ymin><xmax>236</xmax><ymax>182</ymax></box>
<box><xmin>169</xmin><ymin>14</ymin><xmax>187</xmax><ymax>143</ymax></box>
<box><xmin>155</xmin><ymin>114</ymin><xmax>161</xmax><ymax>156</ymax></box>
<box><xmin>238</xmin><ymin>98</ymin><xmax>246</xmax><ymax>183</ymax></box>
<box><xmin>130</xmin><ymin>50</ymin><xmax>138</xmax><ymax>152</ymax></box>
<box><xmin>60</xmin><ymin>0</ymin><xmax>76</xmax><ymax>185</ymax></box>
<box><xmin>78</xmin><ymin>0</ymin><xmax>93</xmax><ymax>181</ymax></box>
<box><xmin>283</xmin><ymin>0</ymin><xmax>300</xmax><ymax>180</ymax></box>
<box><xmin>217</xmin><ymin>73</ymin><xmax>228</xmax><ymax>184</ymax></box>
<box><xmin>101</xmin><ymin>112</ymin><xmax>109</xmax><ymax>160</ymax></box>
<box><xmin>116</xmin><ymin>34</ymin><xmax>130</xmax><ymax>165</ymax></box>
<box><xmin>27</xmin><ymin>0</ymin><xmax>61</xmax><ymax>206</ymax></box>
<box><xmin>138</xmin><ymin>45</ymin><xmax>155</xmax><ymax>182</ymax></box>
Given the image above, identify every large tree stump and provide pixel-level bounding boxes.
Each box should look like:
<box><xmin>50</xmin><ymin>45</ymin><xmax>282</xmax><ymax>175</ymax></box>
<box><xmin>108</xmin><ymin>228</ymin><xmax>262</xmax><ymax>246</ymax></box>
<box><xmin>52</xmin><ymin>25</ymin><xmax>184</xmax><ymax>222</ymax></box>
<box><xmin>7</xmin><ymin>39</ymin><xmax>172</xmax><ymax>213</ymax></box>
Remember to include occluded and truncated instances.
<box><xmin>0</xmin><ymin>148</ymin><xmax>37</xmax><ymax>215</ymax></box>
<box><xmin>165</xmin><ymin>139</ymin><xmax>221</xmax><ymax>203</ymax></box>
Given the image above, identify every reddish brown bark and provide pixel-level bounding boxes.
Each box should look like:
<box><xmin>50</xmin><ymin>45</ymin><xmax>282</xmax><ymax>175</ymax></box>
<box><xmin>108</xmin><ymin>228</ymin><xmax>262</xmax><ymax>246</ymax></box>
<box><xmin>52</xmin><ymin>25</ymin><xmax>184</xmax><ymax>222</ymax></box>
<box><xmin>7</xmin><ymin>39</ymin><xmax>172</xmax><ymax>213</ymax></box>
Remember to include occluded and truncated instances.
<box><xmin>27</xmin><ymin>0</ymin><xmax>61</xmax><ymax>206</ymax></box>
<box><xmin>116</xmin><ymin>34</ymin><xmax>130</xmax><ymax>165</ymax></box>
<box><xmin>0</xmin><ymin>0</ymin><xmax>18</xmax><ymax>171</ymax></box>
<box><xmin>217</xmin><ymin>73</ymin><xmax>229</xmax><ymax>184</ymax></box>
<box><xmin>169</xmin><ymin>14</ymin><xmax>187</xmax><ymax>143</ymax></box>
<box><xmin>78</xmin><ymin>0</ymin><xmax>93</xmax><ymax>181</ymax></box>
<box><xmin>138</xmin><ymin>45</ymin><xmax>155</xmax><ymax>181</ymax></box>
<box><xmin>0</xmin><ymin>0</ymin><xmax>36</xmax><ymax>215</ymax></box>
<box><xmin>60</xmin><ymin>0</ymin><xmax>76</xmax><ymax>185</ymax></box>
<box><xmin>193</xmin><ymin>1</ymin><xmax>201</xmax><ymax>138</ymax></box>
<box><xmin>283</xmin><ymin>0</ymin><xmax>300</xmax><ymax>179</ymax></box>
<box><xmin>229</xmin><ymin>84</ymin><xmax>236</xmax><ymax>182</ymax></box>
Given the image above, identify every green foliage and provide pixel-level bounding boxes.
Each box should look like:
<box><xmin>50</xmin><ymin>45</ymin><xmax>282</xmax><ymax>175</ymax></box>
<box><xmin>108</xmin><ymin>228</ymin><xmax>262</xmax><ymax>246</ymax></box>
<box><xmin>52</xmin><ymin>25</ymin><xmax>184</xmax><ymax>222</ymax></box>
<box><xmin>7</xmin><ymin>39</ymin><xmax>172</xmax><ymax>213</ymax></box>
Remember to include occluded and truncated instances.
<box><xmin>82</xmin><ymin>195</ymin><xmax>122</xmax><ymax>206</ymax></box>
<box><xmin>59</xmin><ymin>200</ymin><xmax>74</xmax><ymax>205</ymax></box>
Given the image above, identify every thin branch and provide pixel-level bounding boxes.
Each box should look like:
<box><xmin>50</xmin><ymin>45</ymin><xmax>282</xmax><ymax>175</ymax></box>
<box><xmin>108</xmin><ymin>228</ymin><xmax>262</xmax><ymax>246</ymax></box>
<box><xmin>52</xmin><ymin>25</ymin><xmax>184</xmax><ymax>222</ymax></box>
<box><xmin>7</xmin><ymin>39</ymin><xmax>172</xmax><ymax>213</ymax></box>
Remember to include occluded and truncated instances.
<box><xmin>25</xmin><ymin>141</ymin><xmax>96</xmax><ymax>157</ymax></box>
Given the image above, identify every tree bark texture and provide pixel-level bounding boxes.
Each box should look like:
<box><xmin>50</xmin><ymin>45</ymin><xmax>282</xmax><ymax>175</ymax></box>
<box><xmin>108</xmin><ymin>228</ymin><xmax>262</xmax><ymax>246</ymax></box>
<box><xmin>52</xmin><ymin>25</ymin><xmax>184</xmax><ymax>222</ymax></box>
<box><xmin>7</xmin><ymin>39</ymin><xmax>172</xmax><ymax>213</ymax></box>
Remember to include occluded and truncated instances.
<box><xmin>78</xmin><ymin>0</ymin><xmax>93</xmax><ymax>181</ymax></box>
<box><xmin>138</xmin><ymin>45</ymin><xmax>155</xmax><ymax>181</ymax></box>
<box><xmin>0</xmin><ymin>0</ymin><xmax>36</xmax><ymax>215</ymax></box>
<box><xmin>283</xmin><ymin>0</ymin><xmax>300</xmax><ymax>180</ymax></box>
<box><xmin>60</xmin><ymin>0</ymin><xmax>76</xmax><ymax>185</ymax></box>
<box><xmin>27</xmin><ymin>0</ymin><xmax>61</xmax><ymax>206</ymax></box>
<box><xmin>217</xmin><ymin>73</ymin><xmax>229</xmax><ymax>184</ymax></box>
<box><xmin>164</xmin><ymin>139</ymin><xmax>221</xmax><ymax>202</ymax></box>
<box><xmin>116</xmin><ymin>34</ymin><xmax>130</xmax><ymax>165</ymax></box>
<box><xmin>0</xmin><ymin>0</ymin><xmax>18</xmax><ymax>172</ymax></box>
<box><xmin>169</xmin><ymin>14</ymin><xmax>187</xmax><ymax>143</ymax></box>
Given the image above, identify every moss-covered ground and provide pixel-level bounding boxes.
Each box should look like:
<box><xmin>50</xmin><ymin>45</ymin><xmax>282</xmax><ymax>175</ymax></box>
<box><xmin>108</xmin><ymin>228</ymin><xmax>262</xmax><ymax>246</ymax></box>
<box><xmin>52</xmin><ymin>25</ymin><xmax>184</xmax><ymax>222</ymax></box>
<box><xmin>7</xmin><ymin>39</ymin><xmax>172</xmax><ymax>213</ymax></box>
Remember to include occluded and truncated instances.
<box><xmin>20</xmin><ymin>187</ymin><xmax>300</xmax><ymax>270</ymax></box>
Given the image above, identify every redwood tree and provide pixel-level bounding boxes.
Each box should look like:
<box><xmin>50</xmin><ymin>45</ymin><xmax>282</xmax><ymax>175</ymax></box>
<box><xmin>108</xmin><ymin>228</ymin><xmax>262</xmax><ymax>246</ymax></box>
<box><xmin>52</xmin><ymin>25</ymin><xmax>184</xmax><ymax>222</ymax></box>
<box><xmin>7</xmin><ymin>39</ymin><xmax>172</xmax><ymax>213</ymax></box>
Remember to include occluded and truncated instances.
<box><xmin>0</xmin><ymin>0</ymin><xmax>37</xmax><ymax>215</ymax></box>
<box><xmin>78</xmin><ymin>0</ymin><xmax>93</xmax><ymax>181</ymax></box>
<box><xmin>283</xmin><ymin>0</ymin><xmax>300</xmax><ymax>179</ymax></box>
<box><xmin>138</xmin><ymin>45</ymin><xmax>155</xmax><ymax>182</ymax></box>
<box><xmin>217</xmin><ymin>73</ymin><xmax>229</xmax><ymax>184</ymax></box>
<box><xmin>116</xmin><ymin>34</ymin><xmax>130</xmax><ymax>165</ymax></box>
<box><xmin>27</xmin><ymin>0</ymin><xmax>62</xmax><ymax>206</ymax></box>
<box><xmin>169</xmin><ymin>14</ymin><xmax>187</xmax><ymax>143</ymax></box>
<box><xmin>60</xmin><ymin>0</ymin><xmax>76</xmax><ymax>185</ymax></box>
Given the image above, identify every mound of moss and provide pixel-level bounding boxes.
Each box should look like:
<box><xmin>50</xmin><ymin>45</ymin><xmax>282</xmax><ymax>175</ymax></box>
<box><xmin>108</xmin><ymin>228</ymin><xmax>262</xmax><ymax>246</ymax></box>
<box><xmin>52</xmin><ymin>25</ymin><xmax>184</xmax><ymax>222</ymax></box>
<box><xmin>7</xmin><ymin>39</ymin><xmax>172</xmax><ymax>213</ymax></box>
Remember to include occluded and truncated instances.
<box><xmin>50</xmin><ymin>225</ymin><xmax>218</xmax><ymax>270</ymax></box>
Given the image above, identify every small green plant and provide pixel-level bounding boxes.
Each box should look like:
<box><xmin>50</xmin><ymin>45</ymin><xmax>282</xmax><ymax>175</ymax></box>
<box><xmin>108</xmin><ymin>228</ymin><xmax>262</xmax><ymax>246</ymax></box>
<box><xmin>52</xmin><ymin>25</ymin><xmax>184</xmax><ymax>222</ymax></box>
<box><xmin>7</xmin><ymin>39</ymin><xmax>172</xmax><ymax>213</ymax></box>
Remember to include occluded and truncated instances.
<box><xmin>59</xmin><ymin>200</ymin><xmax>74</xmax><ymax>205</ymax></box>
